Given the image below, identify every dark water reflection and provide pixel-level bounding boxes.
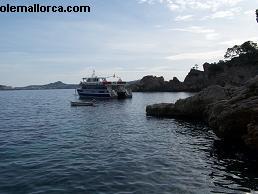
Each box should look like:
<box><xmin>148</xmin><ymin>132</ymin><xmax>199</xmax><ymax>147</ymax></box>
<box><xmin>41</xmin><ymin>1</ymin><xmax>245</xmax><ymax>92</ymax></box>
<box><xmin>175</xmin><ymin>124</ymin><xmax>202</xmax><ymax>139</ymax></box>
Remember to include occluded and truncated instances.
<box><xmin>0</xmin><ymin>90</ymin><xmax>257</xmax><ymax>194</ymax></box>
<box><xmin>210</xmin><ymin>140</ymin><xmax>258</xmax><ymax>193</ymax></box>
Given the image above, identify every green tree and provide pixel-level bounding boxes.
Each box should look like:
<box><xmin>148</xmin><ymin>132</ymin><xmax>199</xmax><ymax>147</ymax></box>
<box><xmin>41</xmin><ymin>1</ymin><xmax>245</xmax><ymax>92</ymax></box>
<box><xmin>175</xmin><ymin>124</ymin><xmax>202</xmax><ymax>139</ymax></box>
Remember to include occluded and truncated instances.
<box><xmin>224</xmin><ymin>41</ymin><xmax>258</xmax><ymax>59</ymax></box>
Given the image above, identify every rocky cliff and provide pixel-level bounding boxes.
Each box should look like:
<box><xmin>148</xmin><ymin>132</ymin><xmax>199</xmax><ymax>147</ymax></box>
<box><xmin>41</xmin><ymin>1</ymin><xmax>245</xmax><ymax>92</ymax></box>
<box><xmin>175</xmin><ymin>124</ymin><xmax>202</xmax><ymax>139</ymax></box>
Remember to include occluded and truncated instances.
<box><xmin>146</xmin><ymin>76</ymin><xmax>258</xmax><ymax>151</ymax></box>
<box><xmin>131</xmin><ymin>41</ymin><xmax>258</xmax><ymax>92</ymax></box>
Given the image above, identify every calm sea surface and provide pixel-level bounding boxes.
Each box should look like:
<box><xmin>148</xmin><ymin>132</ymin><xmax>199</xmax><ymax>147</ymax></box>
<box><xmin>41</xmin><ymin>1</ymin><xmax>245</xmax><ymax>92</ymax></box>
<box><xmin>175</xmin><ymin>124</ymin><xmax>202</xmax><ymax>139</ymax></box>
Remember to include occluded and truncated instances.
<box><xmin>0</xmin><ymin>90</ymin><xmax>257</xmax><ymax>194</ymax></box>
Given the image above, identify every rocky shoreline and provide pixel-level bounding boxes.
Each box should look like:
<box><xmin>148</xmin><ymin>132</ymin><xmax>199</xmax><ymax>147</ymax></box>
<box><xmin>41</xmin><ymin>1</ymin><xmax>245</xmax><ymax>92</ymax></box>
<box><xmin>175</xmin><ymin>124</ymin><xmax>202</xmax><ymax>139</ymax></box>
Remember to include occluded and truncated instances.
<box><xmin>145</xmin><ymin>41</ymin><xmax>258</xmax><ymax>152</ymax></box>
<box><xmin>146</xmin><ymin>76</ymin><xmax>258</xmax><ymax>151</ymax></box>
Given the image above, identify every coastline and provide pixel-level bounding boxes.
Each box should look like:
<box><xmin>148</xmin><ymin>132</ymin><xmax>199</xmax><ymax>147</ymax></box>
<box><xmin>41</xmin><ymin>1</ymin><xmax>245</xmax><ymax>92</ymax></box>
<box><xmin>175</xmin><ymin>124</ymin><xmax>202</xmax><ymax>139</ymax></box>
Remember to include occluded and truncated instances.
<box><xmin>146</xmin><ymin>41</ymin><xmax>258</xmax><ymax>152</ymax></box>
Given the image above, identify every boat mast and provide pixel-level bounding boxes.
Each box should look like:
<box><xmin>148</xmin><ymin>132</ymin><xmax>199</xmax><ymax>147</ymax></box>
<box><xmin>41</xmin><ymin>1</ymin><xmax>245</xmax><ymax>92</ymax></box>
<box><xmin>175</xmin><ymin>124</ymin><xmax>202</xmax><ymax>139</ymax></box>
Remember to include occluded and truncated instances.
<box><xmin>92</xmin><ymin>70</ymin><xmax>96</xmax><ymax>78</ymax></box>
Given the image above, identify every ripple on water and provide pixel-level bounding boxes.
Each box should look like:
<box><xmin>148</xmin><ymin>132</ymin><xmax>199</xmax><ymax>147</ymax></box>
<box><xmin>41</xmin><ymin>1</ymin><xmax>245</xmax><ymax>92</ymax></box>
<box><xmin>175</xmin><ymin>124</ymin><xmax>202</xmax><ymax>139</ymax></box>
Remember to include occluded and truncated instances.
<box><xmin>0</xmin><ymin>90</ymin><xmax>257</xmax><ymax>194</ymax></box>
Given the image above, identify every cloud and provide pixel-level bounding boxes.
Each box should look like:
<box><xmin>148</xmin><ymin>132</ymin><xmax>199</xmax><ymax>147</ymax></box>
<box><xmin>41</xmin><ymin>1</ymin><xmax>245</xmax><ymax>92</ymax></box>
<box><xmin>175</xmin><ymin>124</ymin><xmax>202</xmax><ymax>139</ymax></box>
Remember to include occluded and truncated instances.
<box><xmin>170</xmin><ymin>26</ymin><xmax>220</xmax><ymax>40</ymax></box>
<box><xmin>244</xmin><ymin>10</ymin><xmax>255</xmax><ymax>17</ymax></box>
<box><xmin>168</xmin><ymin>3</ymin><xmax>180</xmax><ymax>11</ymax></box>
<box><xmin>219</xmin><ymin>37</ymin><xmax>258</xmax><ymax>46</ymax></box>
<box><xmin>205</xmin><ymin>33</ymin><xmax>220</xmax><ymax>40</ymax></box>
<box><xmin>174</xmin><ymin>15</ymin><xmax>193</xmax><ymax>21</ymax></box>
<box><xmin>154</xmin><ymin>25</ymin><xmax>162</xmax><ymax>28</ymax></box>
<box><xmin>106</xmin><ymin>42</ymin><xmax>157</xmax><ymax>52</ymax></box>
<box><xmin>171</xmin><ymin>26</ymin><xmax>214</xmax><ymax>33</ymax></box>
<box><xmin>202</xmin><ymin>7</ymin><xmax>242</xmax><ymax>20</ymax></box>
<box><xmin>210</xmin><ymin>10</ymin><xmax>235</xmax><ymax>18</ymax></box>
<box><xmin>166</xmin><ymin>50</ymin><xmax>225</xmax><ymax>61</ymax></box>
<box><xmin>138</xmin><ymin>0</ymin><xmax>243</xmax><ymax>12</ymax></box>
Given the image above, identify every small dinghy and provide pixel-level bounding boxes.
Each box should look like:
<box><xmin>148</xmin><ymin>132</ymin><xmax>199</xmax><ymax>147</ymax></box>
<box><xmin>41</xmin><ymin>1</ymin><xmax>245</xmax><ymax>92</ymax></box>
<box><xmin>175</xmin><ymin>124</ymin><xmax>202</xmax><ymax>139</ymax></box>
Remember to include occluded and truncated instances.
<box><xmin>70</xmin><ymin>101</ymin><xmax>95</xmax><ymax>107</ymax></box>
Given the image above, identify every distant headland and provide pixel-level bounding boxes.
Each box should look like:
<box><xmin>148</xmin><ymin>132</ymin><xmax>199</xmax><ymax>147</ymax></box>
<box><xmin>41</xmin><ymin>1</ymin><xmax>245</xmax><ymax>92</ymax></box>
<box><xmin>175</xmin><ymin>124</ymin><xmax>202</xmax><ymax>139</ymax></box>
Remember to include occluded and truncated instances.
<box><xmin>0</xmin><ymin>81</ymin><xmax>78</xmax><ymax>91</ymax></box>
<box><xmin>131</xmin><ymin>41</ymin><xmax>258</xmax><ymax>92</ymax></box>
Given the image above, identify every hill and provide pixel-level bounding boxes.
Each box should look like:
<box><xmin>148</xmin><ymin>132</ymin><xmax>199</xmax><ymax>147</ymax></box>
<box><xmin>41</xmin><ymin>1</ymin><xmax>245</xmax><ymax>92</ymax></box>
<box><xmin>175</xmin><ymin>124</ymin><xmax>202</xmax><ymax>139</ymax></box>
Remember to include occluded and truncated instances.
<box><xmin>0</xmin><ymin>85</ymin><xmax>12</xmax><ymax>90</ymax></box>
<box><xmin>1</xmin><ymin>80</ymin><xmax>135</xmax><ymax>91</ymax></box>
<box><xmin>14</xmin><ymin>81</ymin><xmax>78</xmax><ymax>90</ymax></box>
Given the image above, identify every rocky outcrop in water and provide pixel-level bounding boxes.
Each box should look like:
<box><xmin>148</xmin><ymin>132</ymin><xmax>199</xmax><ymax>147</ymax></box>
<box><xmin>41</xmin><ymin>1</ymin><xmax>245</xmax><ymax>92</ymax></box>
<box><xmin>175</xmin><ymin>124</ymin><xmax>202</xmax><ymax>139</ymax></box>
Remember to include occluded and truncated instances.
<box><xmin>131</xmin><ymin>76</ymin><xmax>166</xmax><ymax>92</ymax></box>
<box><xmin>130</xmin><ymin>76</ymin><xmax>185</xmax><ymax>92</ymax></box>
<box><xmin>146</xmin><ymin>76</ymin><xmax>258</xmax><ymax>151</ymax></box>
<box><xmin>146</xmin><ymin>85</ymin><xmax>230</xmax><ymax>118</ymax></box>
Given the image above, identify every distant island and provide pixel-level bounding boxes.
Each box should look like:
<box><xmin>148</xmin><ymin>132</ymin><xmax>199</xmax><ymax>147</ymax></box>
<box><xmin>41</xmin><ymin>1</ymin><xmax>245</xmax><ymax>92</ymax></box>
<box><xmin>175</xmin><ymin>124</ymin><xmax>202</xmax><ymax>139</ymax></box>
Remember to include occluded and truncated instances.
<box><xmin>0</xmin><ymin>85</ymin><xmax>12</xmax><ymax>90</ymax></box>
<box><xmin>0</xmin><ymin>81</ymin><xmax>78</xmax><ymax>91</ymax></box>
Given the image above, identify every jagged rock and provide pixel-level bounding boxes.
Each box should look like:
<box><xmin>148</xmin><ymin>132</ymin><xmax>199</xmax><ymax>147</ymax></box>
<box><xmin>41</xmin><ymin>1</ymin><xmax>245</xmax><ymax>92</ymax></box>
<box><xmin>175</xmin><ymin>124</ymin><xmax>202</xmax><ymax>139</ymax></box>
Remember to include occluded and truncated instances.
<box><xmin>207</xmin><ymin>76</ymin><xmax>258</xmax><ymax>141</ymax></box>
<box><xmin>129</xmin><ymin>75</ymin><xmax>185</xmax><ymax>92</ymax></box>
<box><xmin>165</xmin><ymin>77</ymin><xmax>186</xmax><ymax>91</ymax></box>
<box><xmin>141</xmin><ymin>76</ymin><xmax>165</xmax><ymax>91</ymax></box>
<box><xmin>147</xmin><ymin>85</ymin><xmax>228</xmax><ymax>118</ymax></box>
<box><xmin>183</xmin><ymin>69</ymin><xmax>207</xmax><ymax>92</ymax></box>
<box><xmin>146</xmin><ymin>76</ymin><xmax>258</xmax><ymax>151</ymax></box>
<box><xmin>130</xmin><ymin>76</ymin><xmax>165</xmax><ymax>92</ymax></box>
<box><xmin>130</xmin><ymin>75</ymin><xmax>185</xmax><ymax>92</ymax></box>
<box><xmin>204</xmin><ymin>54</ymin><xmax>258</xmax><ymax>87</ymax></box>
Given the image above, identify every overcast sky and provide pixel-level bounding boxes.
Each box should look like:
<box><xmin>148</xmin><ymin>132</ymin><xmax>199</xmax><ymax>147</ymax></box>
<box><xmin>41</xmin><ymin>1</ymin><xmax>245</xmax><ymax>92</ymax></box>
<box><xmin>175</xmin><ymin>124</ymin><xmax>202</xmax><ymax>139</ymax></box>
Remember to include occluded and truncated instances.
<box><xmin>0</xmin><ymin>0</ymin><xmax>257</xmax><ymax>86</ymax></box>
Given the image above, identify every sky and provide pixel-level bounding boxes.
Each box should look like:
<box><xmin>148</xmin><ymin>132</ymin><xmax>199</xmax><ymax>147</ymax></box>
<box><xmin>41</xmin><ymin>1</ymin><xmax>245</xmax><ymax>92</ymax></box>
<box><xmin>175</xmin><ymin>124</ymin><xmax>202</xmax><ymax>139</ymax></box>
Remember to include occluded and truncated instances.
<box><xmin>0</xmin><ymin>0</ymin><xmax>257</xmax><ymax>86</ymax></box>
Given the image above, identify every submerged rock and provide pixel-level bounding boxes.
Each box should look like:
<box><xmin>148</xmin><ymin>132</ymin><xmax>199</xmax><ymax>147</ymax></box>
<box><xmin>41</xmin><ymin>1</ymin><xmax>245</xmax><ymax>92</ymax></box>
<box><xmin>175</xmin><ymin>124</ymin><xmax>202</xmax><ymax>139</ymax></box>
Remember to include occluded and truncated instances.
<box><xmin>146</xmin><ymin>76</ymin><xmax>258</xmax><ymax>151</ymax></box>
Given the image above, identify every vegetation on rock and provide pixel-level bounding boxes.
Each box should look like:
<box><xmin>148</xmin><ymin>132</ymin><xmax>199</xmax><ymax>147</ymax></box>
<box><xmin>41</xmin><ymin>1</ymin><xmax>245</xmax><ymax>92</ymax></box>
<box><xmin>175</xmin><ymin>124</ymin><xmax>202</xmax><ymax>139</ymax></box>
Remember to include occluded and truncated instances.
<box><xmin>224</xmin><ymin>41</ymin><xmax>258</xmax><ymax>60</ymax></box>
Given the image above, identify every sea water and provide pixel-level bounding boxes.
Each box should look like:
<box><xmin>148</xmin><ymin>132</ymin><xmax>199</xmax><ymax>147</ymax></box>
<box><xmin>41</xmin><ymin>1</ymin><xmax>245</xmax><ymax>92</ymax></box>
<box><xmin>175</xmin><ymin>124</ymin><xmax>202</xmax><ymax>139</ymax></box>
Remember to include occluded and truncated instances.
<box><xmin>0</xmin><ymin>90</ymin><xmax>257</xmax><ymax>194</ymax></box>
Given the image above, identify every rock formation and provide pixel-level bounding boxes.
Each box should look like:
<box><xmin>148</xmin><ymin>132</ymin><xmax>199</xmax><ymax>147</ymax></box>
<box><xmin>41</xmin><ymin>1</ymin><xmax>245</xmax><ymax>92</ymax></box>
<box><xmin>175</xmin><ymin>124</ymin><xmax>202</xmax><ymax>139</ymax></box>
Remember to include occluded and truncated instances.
<box><xmin>130</xmin><ymin>75</ymin><xmax>185</xmax><ymax>92</ymax></box>
<box><xmin>146</xmin><ymin>76</ymin><xmax>258</xmax><ymax>151</ymax></box>
<box><xmin>183</xmin><ymin>69</ymin><xmax>207</xmax><ymax>92</ymax></box>
<box><xmin>130</xmin><ymin>41</ymin><xmax>258</xmax><ymax>92</ymax></box>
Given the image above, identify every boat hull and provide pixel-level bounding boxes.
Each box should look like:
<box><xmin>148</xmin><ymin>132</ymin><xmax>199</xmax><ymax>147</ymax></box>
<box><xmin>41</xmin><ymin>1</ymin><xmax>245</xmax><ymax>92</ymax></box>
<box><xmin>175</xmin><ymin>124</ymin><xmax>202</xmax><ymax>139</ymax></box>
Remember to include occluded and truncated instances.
<box><xmin>77</xmin><ymin>89</ymin><xmax>113</xmax><ymax>99</ymax></box>
<box><xmin>77</xmin><ymin>89</ymin><xmax>132</xmax><ymax>99</ymax></box>
<box><xmin>70</xmin><ymin>101</ymin><xmax>94</xmax><ymax>106</ymax></box>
